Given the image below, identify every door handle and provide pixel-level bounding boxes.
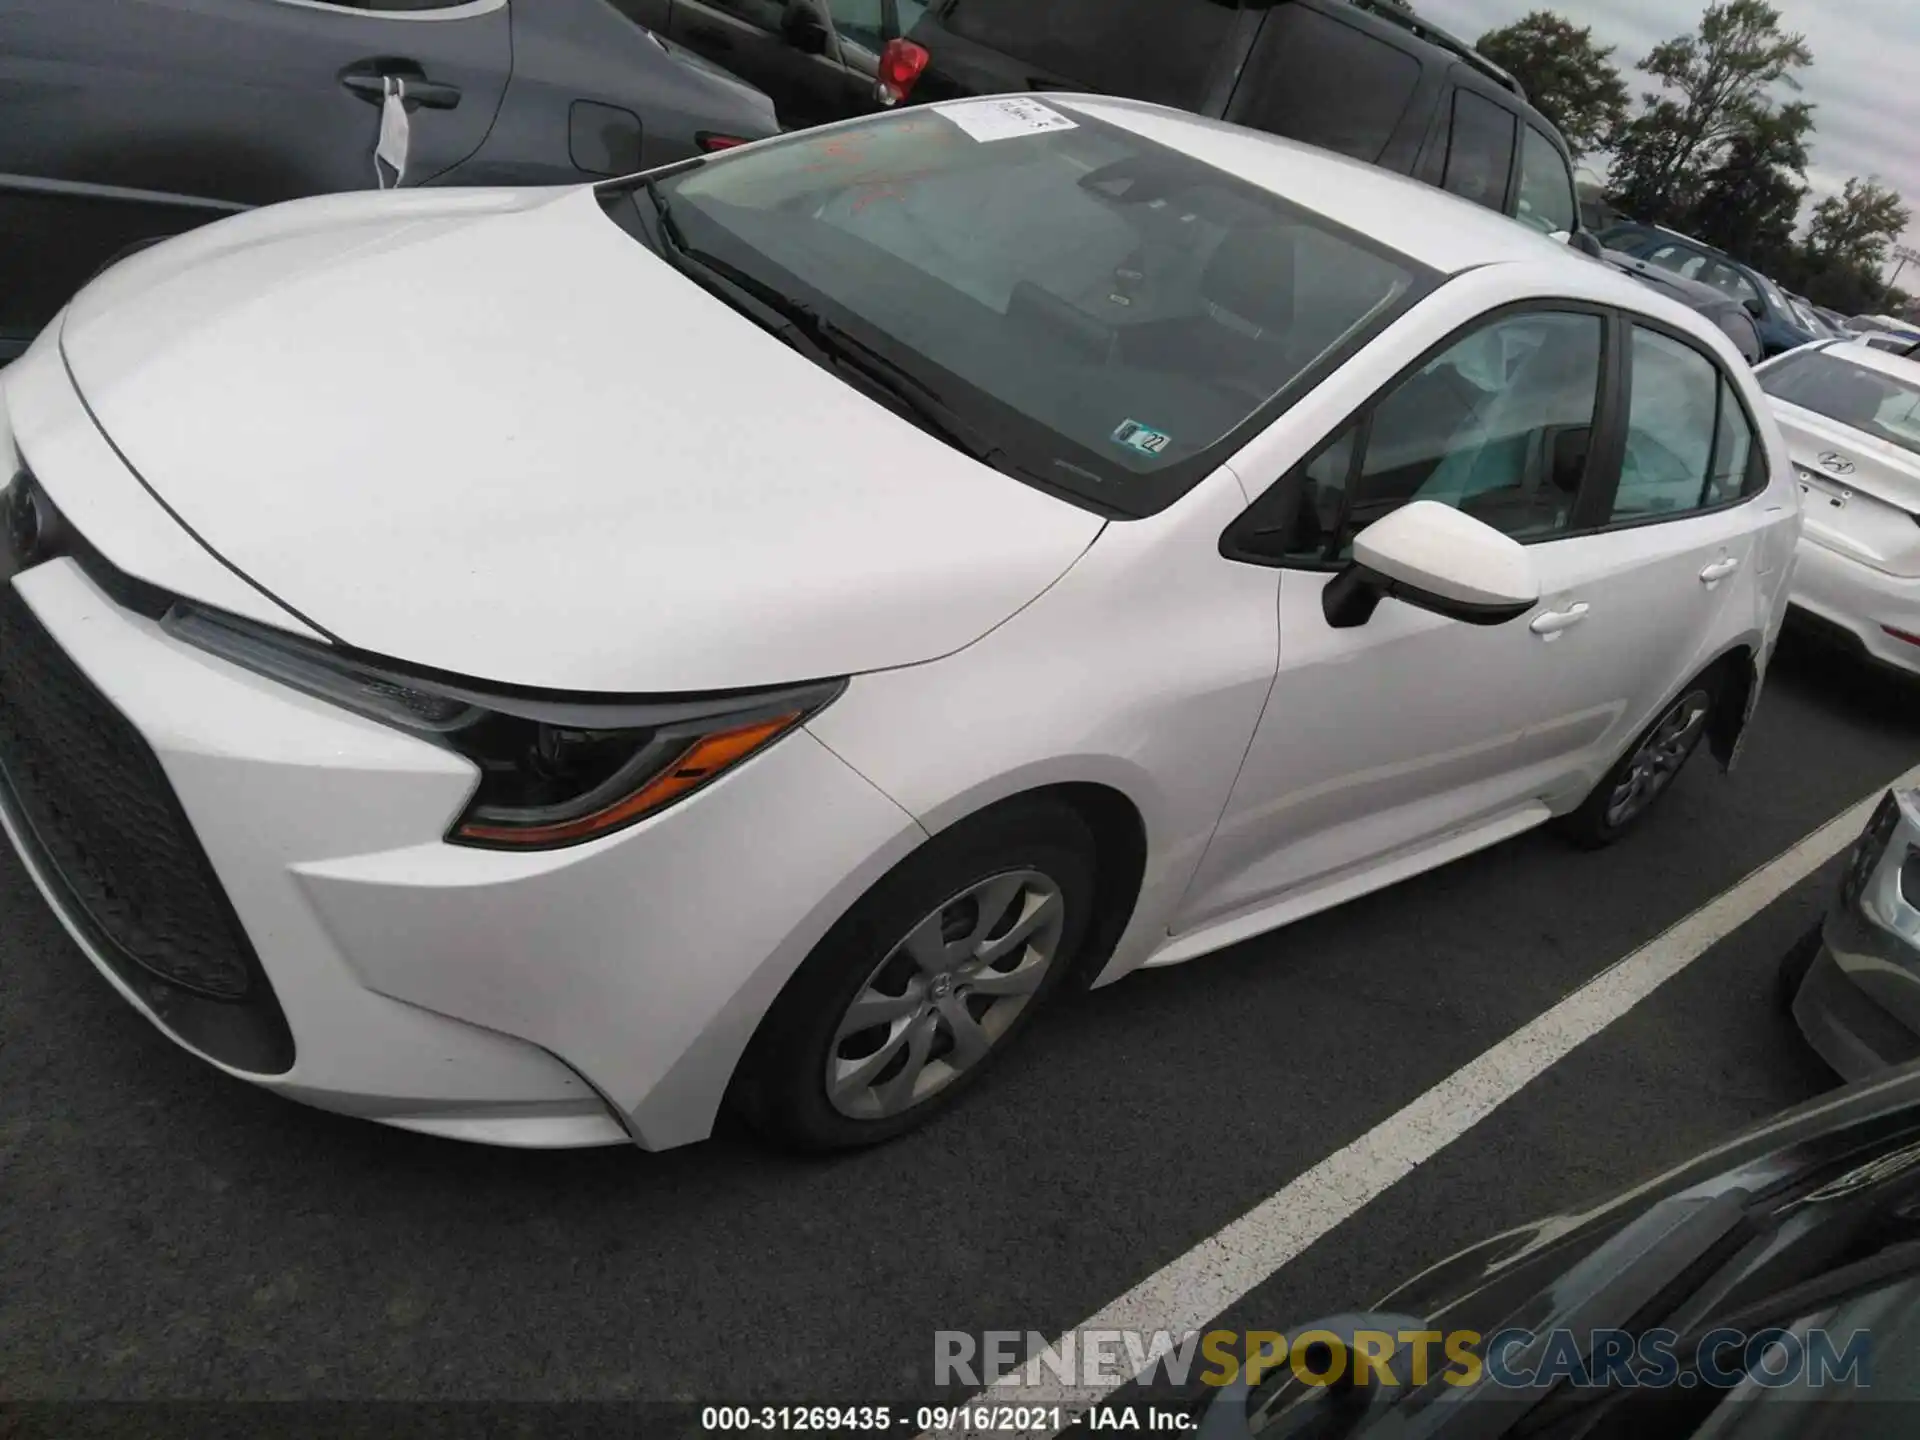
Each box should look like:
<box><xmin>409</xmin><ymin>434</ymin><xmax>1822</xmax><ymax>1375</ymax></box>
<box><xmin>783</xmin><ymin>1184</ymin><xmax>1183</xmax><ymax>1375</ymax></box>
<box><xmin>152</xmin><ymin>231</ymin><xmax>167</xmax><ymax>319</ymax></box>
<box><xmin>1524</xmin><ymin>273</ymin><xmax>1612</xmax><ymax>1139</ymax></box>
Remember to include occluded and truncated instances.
<box><xmin>341</xmin><ymin>70</ymin><xmax>462</xmax><ymax>110</ymax></box>
<box><xmin>1529</xmin><ymin>603</ymin><xmax>1590</xmax><ymax>638</ymax></box>
<box><xmin>1699</xmin><ymin>556</ymin><xmax>1741</xmax><ymax>585</ymax></box>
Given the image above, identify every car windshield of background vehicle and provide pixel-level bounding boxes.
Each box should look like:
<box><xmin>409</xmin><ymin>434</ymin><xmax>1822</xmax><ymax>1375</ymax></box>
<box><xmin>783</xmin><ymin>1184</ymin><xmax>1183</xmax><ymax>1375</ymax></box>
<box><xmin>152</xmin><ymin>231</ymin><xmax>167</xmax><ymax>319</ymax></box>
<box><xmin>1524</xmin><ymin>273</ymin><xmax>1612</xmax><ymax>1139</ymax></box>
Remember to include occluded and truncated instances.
<box><xmin>656</xmin><ymin>103</ymin><xmax>1425</xmax><ymax>516</ymax></box>
<box><xmin>1761</xmin><ymin>350</ymin><xmax>1920</xmax><ymax>456</ymax></box>
<box><xmin>938</xmin><ymin>0</ymin><xmax>1235</xmax><ymax>109</ymax></box>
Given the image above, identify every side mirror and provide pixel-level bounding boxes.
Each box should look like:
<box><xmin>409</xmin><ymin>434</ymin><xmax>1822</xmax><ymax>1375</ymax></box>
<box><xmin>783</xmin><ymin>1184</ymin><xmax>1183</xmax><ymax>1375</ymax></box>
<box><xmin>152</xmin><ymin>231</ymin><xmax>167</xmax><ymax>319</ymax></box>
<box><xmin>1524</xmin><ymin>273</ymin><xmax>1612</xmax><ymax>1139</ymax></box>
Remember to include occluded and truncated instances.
<box><xmin>783</xmin><ymin>1</ymin><xmax>831</xmax><ymax>53</ymax></box>
<box><xmin>1323</xmin><ymin>502</ymin><xmax>1540</xmax><ymax>629</ymax></box>
<box><xmin>1565</xmin><ymin>230</ymin><xmax>1605</xmax><ymax>260</ymax></box>
<box><xmin>1744</xmin><ymin>296</ymin><xmax>1766</xmax><ymax>319</ymax></box>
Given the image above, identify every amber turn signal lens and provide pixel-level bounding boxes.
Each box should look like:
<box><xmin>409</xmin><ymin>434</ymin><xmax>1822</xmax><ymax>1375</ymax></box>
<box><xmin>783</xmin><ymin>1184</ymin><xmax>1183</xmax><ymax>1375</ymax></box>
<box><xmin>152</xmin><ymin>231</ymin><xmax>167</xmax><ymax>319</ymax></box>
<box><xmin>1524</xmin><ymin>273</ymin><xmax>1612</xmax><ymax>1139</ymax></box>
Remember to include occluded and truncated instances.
<box><xmin>454</xmin><ymin>712</ymin><xmax>802</xmax><ymax>848</ymax></box>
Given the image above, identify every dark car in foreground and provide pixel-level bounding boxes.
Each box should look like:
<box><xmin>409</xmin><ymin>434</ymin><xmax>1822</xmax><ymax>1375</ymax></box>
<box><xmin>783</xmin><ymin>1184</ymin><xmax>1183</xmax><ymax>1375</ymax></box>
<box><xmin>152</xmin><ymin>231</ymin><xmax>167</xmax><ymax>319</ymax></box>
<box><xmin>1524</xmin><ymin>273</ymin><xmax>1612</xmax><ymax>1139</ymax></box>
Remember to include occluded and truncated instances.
<box><xmin>1783</xmin><ymin>789</ymin><xmax>1920</xmax><ymax>1077</ymax></box>
<box><xmin>636</xmin><ymin>0</ymin><xmax>1584</xmax><ymax>237</ymax></box>
<box><xmin>0</xmin><ymin>0</ymin><xmax>778</xmax><ymax>363</ymax></box>
<box><xmin>1197</xmin><ymin>1062</ymin><xmax>1920</xmax><ymax>1438</ymax></box>
<box><xmin>1598</xmin><ymin>223</ymin><xmax>1818</xmax><ymax>358</ymax></box>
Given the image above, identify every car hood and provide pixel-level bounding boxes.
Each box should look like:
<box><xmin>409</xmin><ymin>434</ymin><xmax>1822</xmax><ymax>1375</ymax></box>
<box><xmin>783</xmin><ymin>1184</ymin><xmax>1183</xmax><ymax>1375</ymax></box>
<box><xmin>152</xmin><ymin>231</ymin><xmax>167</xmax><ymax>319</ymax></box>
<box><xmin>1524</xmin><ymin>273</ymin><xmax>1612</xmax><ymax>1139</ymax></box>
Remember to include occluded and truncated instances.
<box><xmin>58</xmin><ymin>186</ymin><xmax>1103</xmax><ymax>692</ymax></box>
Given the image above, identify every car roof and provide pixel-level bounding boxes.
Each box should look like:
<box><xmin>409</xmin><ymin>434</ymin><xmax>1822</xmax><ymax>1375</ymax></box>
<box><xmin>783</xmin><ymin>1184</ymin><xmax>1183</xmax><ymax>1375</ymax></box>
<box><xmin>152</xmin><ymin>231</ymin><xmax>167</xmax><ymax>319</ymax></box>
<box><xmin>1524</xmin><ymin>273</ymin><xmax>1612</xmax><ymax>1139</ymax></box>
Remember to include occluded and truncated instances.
<box><xmin>1057</xmin><ymin>95</ymin><xmax>1582</xmax><ymax>276</ymax></box>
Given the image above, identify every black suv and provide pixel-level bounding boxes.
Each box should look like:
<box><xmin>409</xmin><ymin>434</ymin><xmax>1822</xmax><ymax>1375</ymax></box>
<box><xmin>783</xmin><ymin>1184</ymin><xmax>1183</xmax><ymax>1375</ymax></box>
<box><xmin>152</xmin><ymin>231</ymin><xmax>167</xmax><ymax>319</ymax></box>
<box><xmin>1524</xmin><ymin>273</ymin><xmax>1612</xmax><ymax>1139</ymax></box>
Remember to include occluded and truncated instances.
<box><xmin>631</xmin><ymin>0</ymin><xmax>1583</xmax><ymax>236</ymax></box>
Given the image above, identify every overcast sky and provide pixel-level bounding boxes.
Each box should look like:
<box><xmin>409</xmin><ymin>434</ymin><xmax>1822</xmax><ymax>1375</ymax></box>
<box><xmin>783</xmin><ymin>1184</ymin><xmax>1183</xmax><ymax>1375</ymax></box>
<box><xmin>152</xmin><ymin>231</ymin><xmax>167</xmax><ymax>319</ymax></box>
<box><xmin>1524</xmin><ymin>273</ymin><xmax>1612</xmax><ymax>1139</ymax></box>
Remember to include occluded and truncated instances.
<box><xmin>1417</xmin><ymin>0</ymin><xmax>1920</xmax><ymax>263</ymax></box>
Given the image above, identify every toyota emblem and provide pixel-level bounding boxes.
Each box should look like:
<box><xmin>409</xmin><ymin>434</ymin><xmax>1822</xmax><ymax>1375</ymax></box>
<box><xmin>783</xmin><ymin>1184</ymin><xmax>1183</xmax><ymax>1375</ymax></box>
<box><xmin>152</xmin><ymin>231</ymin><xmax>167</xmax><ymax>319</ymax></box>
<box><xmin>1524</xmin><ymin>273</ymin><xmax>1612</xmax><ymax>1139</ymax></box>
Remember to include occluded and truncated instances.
<box><xmin>1818</xmin><ymin>452</ymin><xmax>1857</xmax><ymax>475</ymax></box>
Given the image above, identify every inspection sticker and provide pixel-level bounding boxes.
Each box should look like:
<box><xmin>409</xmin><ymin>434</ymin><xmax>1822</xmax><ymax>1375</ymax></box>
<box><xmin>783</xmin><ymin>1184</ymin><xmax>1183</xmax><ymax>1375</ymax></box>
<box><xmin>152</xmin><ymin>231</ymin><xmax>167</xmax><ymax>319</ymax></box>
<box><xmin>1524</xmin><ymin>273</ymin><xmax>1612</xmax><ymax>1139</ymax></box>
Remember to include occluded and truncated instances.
<box><xmin>938</xmin><ymin>97</ymin><xmax>1078</xmax><ymax>143</ymax></box>
<box><xmin>1111</xmin><ymin>419</ymin><xmax>1172</xmax><ymax>456</ymax></box>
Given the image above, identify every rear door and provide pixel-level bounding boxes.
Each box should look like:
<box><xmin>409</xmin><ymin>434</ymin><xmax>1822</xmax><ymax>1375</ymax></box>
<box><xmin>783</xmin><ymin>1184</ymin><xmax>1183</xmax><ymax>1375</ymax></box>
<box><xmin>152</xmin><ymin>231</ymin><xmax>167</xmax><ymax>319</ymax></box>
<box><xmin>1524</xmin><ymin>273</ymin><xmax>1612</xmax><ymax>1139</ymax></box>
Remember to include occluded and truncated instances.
<box><xmin>0</xmin><ymin>0</ymin><xmax>510</xmax><ymax>355</ymax></box>
<box><xmin>1548</xmin><ymin>318</ymin><xmax>1782</xmax><ymax>786</ymax></box>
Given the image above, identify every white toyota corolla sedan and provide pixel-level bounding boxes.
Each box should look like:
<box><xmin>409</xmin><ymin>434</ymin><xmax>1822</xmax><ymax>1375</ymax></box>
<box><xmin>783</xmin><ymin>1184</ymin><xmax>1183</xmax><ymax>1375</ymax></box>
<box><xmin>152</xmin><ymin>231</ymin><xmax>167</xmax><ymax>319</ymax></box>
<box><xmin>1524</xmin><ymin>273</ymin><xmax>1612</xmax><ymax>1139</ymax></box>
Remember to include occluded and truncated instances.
<box><xmin>0</xmin><ymin>97</ymin><xmax>1801</xmax><ymax>1152</ymax></box>
<box><xmin>1757</xmin><ymin>338</ymin><xmax>1920</xmax><ymax>674</ymax></box>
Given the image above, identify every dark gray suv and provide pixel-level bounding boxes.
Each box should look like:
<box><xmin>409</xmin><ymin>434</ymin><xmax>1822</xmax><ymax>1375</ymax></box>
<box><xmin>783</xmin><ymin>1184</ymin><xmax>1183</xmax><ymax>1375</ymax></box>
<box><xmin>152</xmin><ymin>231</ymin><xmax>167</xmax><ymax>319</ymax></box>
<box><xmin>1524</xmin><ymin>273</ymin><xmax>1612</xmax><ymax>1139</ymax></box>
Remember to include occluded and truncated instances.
<box><xmin>0</xmin><ymin>0</ymin><xmax>780</xmax><ymax>363</ymax></box>
<box><xmin>636</xmin><ymin>0</ymin><xmax>1584</xmax><ymax>241</ymax></box>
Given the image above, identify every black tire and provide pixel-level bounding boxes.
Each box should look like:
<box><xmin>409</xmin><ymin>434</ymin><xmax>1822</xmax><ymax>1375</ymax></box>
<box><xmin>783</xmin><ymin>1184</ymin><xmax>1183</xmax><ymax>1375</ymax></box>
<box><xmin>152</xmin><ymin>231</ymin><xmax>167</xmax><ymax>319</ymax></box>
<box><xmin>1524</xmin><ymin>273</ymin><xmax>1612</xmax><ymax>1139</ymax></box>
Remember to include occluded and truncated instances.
<box><xmin>731</xmin><ymin>798</ymin><xmax>1096</xmax><ymax>1152</ymax></box>
<box><xmin>1555</xmin><ymin>675</ymin><xmax>1720</xmax><ymax>850</ymax></box>
<box><xmin>1776</xmin><ymin>922</ymin><xmax>1823</xmax><ymax>1016</ymax></box>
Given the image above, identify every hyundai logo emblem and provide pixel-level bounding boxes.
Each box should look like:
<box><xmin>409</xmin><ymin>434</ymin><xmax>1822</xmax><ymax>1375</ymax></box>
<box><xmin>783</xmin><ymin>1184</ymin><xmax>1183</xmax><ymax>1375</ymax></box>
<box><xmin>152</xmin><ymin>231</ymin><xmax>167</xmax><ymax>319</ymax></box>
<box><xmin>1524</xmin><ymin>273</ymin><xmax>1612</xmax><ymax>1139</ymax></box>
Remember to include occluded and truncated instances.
<box><xmin>1818</xmin><ymin>452</ymin><xmax>1857</xmax><ymax>475</ymax></box>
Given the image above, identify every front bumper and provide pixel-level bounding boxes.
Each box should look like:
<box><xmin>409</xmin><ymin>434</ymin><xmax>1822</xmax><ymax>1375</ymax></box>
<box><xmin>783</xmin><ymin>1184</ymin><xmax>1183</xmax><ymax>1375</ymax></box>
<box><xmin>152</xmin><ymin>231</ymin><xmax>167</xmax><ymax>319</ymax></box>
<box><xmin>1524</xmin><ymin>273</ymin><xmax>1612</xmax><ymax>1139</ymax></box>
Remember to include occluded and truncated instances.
<box><xmin>1788</xmin><ymin>535</ymin><xmax>1920</xmax><ymax>677</ymax></box>
<box><xmin>1790</xmin><ymin>789</ymin><xmax>1920</xmax><ymax>1080</ymax></box>
<box><xmin>1</xmin><ymin>560</ymin><xmax>923</xmax><ymax>1148</ymax></box>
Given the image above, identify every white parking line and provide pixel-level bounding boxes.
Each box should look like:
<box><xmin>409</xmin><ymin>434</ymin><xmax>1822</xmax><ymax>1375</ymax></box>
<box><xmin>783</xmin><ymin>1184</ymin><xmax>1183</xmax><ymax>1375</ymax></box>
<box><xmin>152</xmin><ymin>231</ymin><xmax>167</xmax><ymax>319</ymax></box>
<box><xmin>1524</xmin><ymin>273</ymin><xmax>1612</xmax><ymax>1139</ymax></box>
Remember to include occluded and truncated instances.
<box><xmin>937</xmin><ymin>764</ymin><xmax>1920</xmax><ymax>1439</ymax></box>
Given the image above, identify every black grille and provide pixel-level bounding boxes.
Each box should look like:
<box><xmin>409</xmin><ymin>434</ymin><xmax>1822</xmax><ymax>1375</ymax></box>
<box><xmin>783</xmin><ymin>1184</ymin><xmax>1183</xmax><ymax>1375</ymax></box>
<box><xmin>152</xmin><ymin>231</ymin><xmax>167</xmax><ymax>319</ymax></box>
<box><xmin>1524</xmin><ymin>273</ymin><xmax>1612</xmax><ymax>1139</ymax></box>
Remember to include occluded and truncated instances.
<box><xmin>0</xmin><ymin>578</ymin><xmax>293</xmax><ymax>1072</ymax></box>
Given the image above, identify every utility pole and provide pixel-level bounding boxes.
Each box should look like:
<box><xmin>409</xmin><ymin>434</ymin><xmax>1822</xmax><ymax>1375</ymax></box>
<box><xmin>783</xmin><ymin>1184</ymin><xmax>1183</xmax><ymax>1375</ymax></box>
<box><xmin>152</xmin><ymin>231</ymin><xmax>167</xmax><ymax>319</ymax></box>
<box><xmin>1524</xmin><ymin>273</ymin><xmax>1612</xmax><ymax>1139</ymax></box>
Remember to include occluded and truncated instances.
<box><xmin>1890</xmin><ymin>244</ymin><xmax>1920</xmax><ymax>295</ymax></box>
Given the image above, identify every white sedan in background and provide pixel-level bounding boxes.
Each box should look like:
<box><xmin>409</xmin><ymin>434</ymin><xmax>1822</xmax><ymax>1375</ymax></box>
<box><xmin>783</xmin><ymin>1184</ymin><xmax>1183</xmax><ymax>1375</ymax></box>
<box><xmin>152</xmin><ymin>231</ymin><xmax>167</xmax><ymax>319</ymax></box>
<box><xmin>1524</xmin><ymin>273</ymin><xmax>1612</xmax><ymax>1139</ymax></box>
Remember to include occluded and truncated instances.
<box><xmin>0</xmin><ymin>96</ymin><xmax>1800</xmax><ymax>1153</ymax></box>
<box><xmin>1759</xmin><ymin>339</ymin><xmax>1920</xmax><ymax>674</ymax></box>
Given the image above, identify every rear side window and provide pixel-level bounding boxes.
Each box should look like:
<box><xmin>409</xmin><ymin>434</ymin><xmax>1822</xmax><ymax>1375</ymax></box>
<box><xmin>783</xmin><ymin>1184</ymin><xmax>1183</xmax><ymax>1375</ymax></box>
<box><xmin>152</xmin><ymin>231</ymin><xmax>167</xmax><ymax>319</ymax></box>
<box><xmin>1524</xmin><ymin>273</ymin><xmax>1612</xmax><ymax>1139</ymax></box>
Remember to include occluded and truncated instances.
<box><xmin>940</xmin><ymin>0</ymin><xmax>1237</xmax><ymax>109</ymax></box>
<box><xmin>1442</xmin><ymin>92</ymin><xmax>1516</xmax><ymax>212</ymax></box>
<box><xmin>1708</xmin><ymin>378</ymin><xmax>1762</xmax><ymax>504</ymax></box>
<box><xmin>1228</xmin><ymin>6</ymin><xmax>1422</xmax><ymax>165</ymax></box>
<box><xmin>1613</xmin><ymin>327</ymin><xmax>1729</xmax><ymax>521</ymax></box>
<box><xmin>1514</xmin><ymin>126</ymin><xmax>1576</xmax><ymax>235</ymax></box>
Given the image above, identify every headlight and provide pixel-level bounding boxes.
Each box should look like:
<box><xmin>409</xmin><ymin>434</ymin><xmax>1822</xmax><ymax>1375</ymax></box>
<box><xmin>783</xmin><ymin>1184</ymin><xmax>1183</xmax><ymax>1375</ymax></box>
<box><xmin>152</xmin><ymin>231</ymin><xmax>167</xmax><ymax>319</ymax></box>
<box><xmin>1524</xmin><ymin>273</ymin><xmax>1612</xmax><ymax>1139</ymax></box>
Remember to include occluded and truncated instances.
<box><xmin>162</xmin><ymin>604</ymin><xmax>842</xmax><ymax>850</ymax></box>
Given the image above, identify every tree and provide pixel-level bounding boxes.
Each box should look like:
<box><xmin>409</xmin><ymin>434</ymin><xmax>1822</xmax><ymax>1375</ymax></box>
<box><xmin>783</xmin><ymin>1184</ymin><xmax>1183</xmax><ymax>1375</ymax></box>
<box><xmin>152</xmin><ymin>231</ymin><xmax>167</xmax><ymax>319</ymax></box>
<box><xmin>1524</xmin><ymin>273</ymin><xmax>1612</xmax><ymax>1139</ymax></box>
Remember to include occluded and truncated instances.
<box><xmin>1683</xmin><ymin>101</ymin><xmax>1812</xmax><ymax>267</ymax></box>
<box><xmin>1806</xmin><ymin>177</ymin><xmax>1911</xmax><ymax>271</ymax></box>
<box><xmin>1475</xmin><ymin>12</ymin><xmax>1629</xmax><ymax>160</ymax></box>
<box><xmin>1608</xmin><ymin>0</ymin><xmax>1812</xmax><ymax>224</ymax></box>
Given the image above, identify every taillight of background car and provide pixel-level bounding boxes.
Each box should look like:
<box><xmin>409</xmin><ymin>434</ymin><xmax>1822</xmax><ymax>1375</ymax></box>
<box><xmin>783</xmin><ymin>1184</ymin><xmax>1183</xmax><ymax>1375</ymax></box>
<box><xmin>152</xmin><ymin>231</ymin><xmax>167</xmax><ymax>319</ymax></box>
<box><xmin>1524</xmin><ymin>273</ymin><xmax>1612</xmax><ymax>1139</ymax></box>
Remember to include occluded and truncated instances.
<box><xmin>874</xmin><ymin>39</ymin><xmax>931</xmax><ymax>106</ymax></box>
<box><xmin>697</xmin><ymin>132</ymin><xmax>752</xmax><ymax>152</ymax></box>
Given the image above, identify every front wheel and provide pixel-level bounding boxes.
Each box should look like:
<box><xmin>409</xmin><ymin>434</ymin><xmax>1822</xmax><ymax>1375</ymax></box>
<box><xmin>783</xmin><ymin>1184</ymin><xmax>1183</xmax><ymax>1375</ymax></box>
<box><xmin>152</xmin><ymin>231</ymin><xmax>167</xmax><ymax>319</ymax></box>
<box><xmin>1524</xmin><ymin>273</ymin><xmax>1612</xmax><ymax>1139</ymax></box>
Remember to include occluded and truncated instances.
<box><xmin>732</xmin><ymin>799</ymin><xmax>1096</xmax><ymax>1152</ymax></box>
<box><xmin>1556</xmin><ymin>680</ymin><xmax>1717</xmax><ymax>849</ymax></box>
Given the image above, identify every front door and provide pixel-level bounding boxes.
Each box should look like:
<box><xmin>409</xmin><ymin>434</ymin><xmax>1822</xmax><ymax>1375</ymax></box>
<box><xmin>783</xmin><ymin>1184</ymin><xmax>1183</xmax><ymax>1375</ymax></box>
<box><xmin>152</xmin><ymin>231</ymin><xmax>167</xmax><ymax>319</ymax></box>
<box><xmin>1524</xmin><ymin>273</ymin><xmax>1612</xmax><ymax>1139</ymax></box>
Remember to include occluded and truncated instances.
<box><xmin>1173</xmin><ymin>306</ymin><xmax>1644</xmax><ymax>931</ymax></box>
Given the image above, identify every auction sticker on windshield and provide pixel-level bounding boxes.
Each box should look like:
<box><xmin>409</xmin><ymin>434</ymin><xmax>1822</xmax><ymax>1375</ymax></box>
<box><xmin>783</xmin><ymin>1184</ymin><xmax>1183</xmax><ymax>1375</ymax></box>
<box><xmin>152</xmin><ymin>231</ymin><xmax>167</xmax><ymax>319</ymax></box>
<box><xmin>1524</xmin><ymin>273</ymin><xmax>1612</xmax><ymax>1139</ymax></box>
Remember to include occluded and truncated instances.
<box><xmin>939</xmin><ymin>98</ymin><xmax>1078</xmax><ymax>143</ymax></box>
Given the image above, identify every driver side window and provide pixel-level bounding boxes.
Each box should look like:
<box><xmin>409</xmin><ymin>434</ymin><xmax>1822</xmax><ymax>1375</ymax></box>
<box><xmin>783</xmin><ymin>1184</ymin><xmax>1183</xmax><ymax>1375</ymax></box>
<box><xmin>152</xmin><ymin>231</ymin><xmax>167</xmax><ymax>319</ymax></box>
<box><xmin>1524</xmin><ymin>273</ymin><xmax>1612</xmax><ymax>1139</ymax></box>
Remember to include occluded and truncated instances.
<box><xmin>1277</xmin><ymin>310</ymin><xmax>1604</xmax><ymax>565</ymax></box>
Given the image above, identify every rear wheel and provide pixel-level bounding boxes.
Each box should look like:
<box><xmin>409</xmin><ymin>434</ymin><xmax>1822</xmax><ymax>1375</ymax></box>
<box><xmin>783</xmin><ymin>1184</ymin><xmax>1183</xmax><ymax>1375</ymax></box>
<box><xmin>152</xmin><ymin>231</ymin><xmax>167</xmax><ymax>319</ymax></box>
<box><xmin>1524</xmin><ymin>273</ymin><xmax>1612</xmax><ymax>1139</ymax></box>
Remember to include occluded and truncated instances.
<box><xmin>1556</xmin><ymin>679</ymin><xmax>1717</xmax><ymax>849</ymax></box>
<box><xmin>732</xmin><ymin>799</ymin><xmax>1095</xmax><ymax>1152</ymax></box>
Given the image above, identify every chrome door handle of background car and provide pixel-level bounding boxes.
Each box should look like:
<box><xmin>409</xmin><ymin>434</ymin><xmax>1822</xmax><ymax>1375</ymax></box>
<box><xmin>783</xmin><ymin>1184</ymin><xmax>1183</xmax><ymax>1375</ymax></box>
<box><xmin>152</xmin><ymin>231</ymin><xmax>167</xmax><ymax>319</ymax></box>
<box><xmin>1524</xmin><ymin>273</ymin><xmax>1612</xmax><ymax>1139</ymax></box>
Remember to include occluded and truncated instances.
<box><xmin>1530</xmin><ymin>603</ymin><xmax>1590</xmax><ymax>638</ymax></box>
<box><xmin>1700</xmin><ymin>557</ymin><xmax>1742</xmax><ymax>586</ymax></box>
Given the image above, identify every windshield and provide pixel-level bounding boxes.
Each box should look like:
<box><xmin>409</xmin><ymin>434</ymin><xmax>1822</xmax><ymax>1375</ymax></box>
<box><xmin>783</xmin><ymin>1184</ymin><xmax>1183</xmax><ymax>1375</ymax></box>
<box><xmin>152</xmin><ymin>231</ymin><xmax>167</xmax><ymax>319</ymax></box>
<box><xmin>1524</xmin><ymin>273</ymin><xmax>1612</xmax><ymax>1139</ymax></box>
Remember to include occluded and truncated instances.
<box><xmin>1755</xmin><ymin>272</ymin><xmax>1793</xmax><ymax>316</ymax></box>
<box><xmin>1760</xmin><ymin>349</ymin><xmax>1920</xmax><ymax>456</ymax></box>
<box><xmin>650</xmin><ymin>101</ymin><xmax>1428</xmax><ymax>516</ymax></box>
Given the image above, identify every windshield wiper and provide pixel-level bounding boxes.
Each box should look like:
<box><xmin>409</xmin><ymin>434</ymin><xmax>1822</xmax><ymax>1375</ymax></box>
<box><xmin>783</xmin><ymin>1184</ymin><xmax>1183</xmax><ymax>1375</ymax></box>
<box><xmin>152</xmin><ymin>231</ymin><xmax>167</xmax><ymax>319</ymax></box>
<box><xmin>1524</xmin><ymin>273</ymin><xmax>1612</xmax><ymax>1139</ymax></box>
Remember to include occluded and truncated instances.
<box><xmin>632</xmin><ymin>183</ymin><xmax>1030</xmax><ymax>479</ymax></box>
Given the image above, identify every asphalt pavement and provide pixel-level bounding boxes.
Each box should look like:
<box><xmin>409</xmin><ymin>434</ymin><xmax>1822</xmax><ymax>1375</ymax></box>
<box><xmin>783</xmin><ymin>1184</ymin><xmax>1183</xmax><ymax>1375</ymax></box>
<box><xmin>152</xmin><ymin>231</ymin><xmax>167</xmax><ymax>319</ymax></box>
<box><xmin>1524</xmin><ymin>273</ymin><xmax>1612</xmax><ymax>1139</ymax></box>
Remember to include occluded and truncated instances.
<box><xmin>1</xmin><ymin>627</ymin><xmax>1916</xmax><ymax>1423</ymax></box>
